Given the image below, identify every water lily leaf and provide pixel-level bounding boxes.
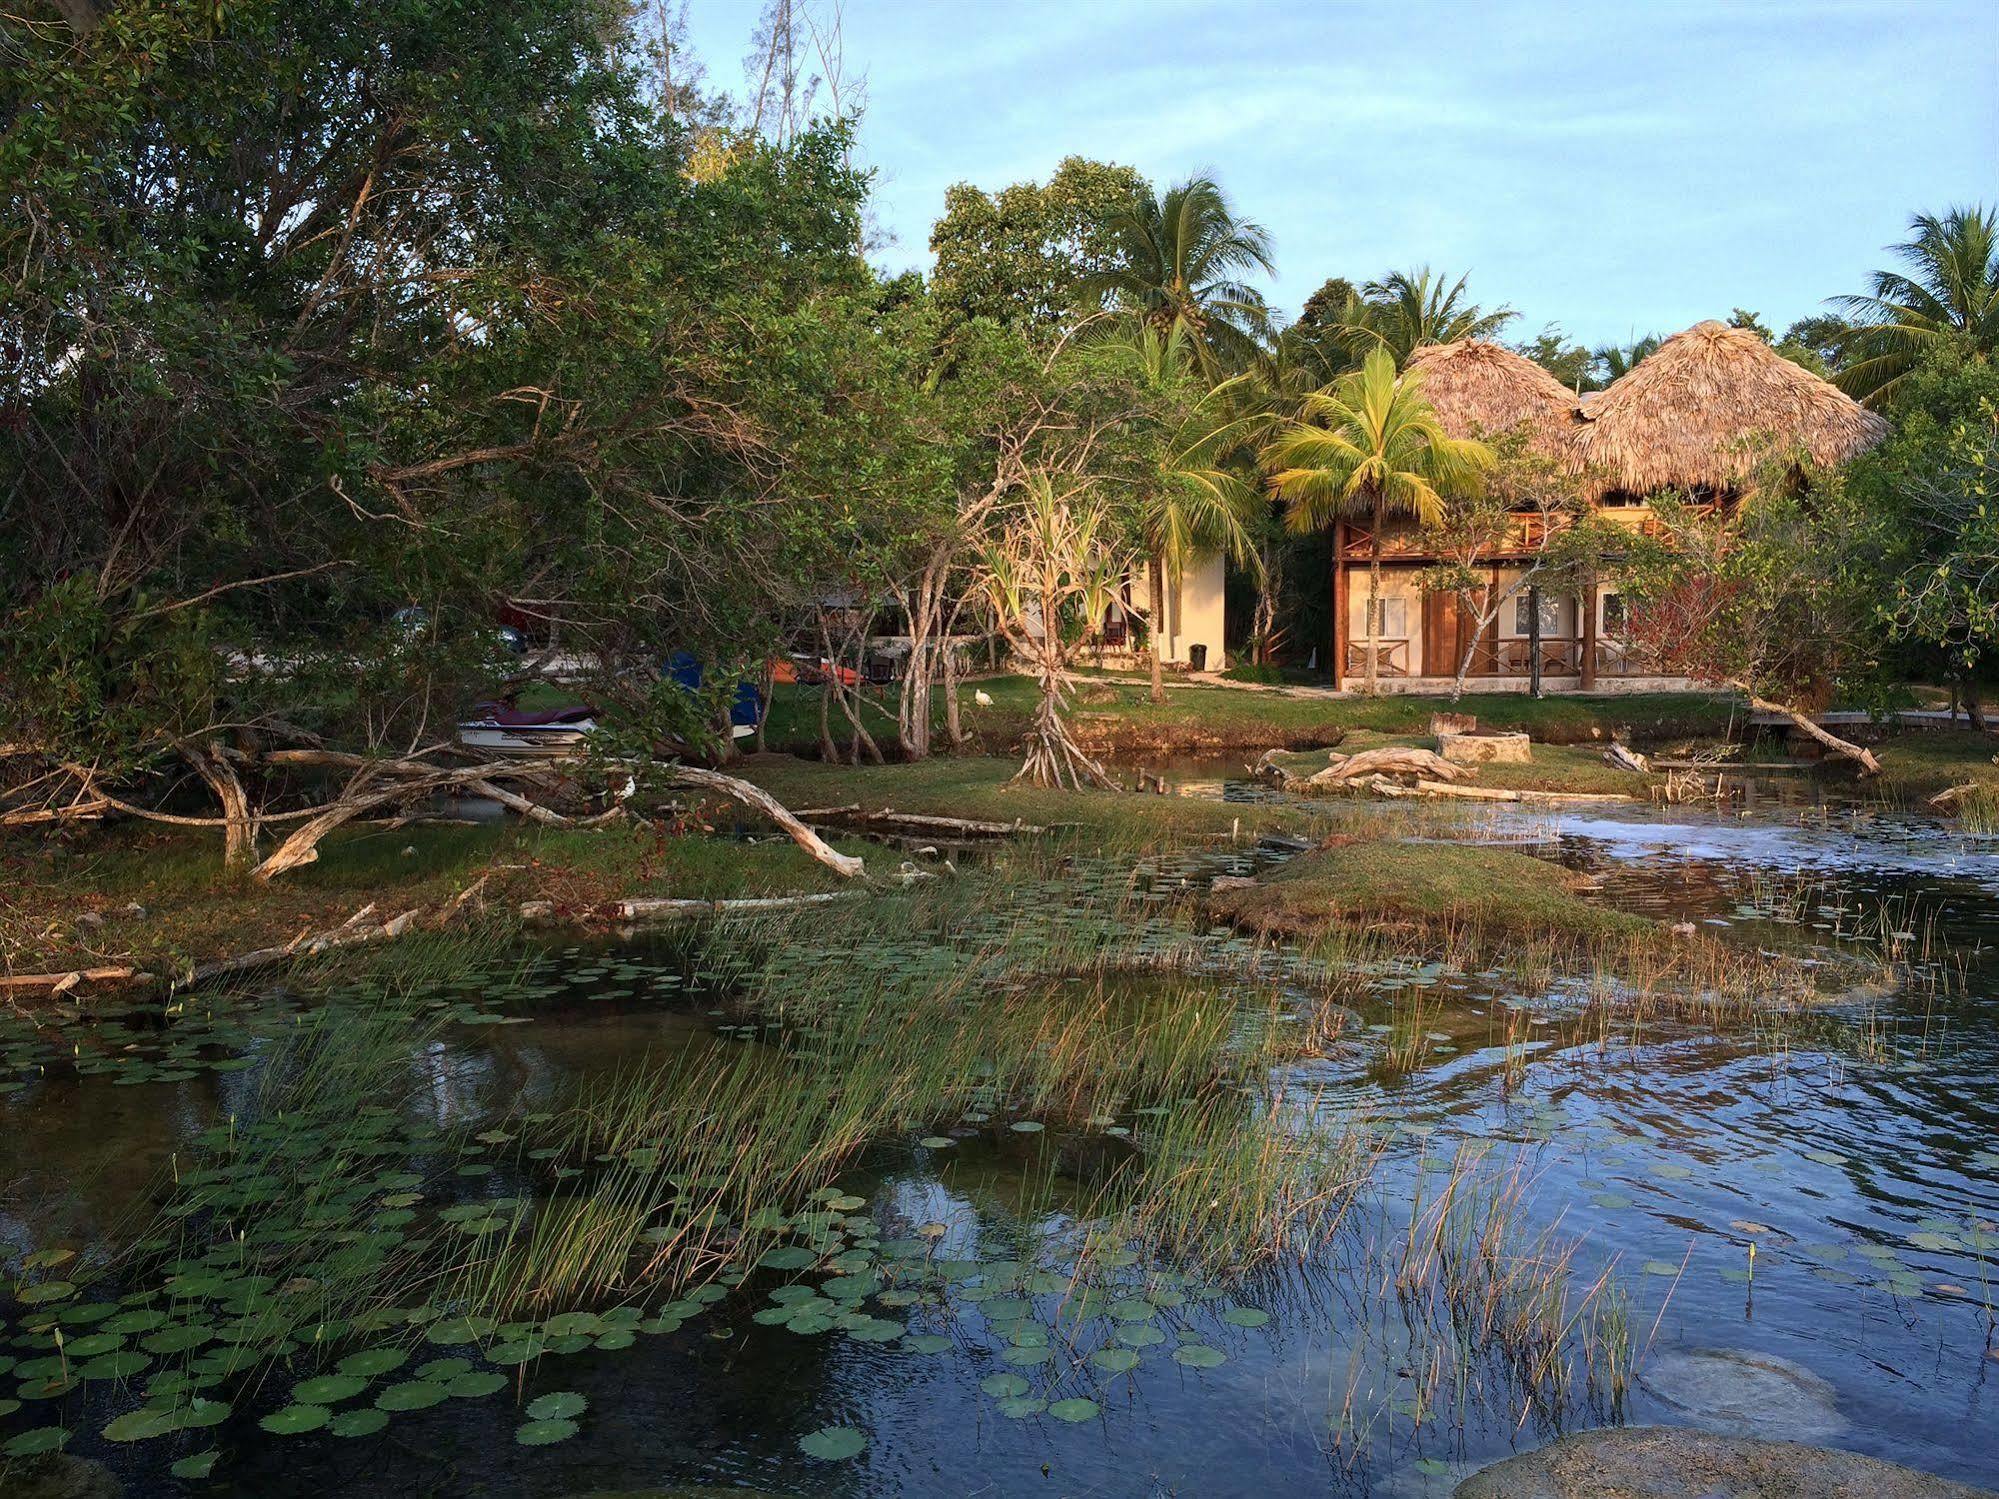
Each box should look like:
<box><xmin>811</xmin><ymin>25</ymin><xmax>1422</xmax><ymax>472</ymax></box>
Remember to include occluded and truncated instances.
<box><xmin>1048</xmin><ymin>1397</ymin><xmax>1098</xmax><ymax>1423</ymax></box>
<box><xmin>446</xmin><ymin>1371</ymin><xmax>507</xmax><ymax>1399</ymax></box>
<box><xmin>259</xmin><ymin>1404</ymin><xmax>332</xmax><ymax>1435</ymax></box>
<box><xmin>981</xmin><ymin>1371</ymin><xmax>1030</xmax><ymax>1398</ymax></box>
<box><xmin>293</xmin><ymin>1374</ymin><xmax>368</xmax><ymax>1405</ymax></box>
<box><xmin>330</xmin><ymin>1407</ymin><xmax>390</xmax><ymax>1438</ymax></box>
<box><xmin>902</xmin><ymin>1333</ymin><xmax>952</xmax><ymax>1355</ymax></box>
<box><xmin>337</xmin><ymin>1348</ymin><xmax>408</xmax><ymax>1378</ymax></box>
<box><xmin>514</xmin><ymin>1417</ymin><xmax>577</xmax><ymax>1446</ymax></box>
<box><xmin>103</xmin><ymin>1407</ymin><xmax>175</xmax><ymax>1442</ymax></box>
<box><xmin>170</xmin><ymin>1452</ymin><xmax>218</xmax><ymax>1480</ymax></box>
<box><xmin>3</xmin><ymin>1427</ymin><xmax>69</xmax><ymax>1457</ymax></box>
<box><xmin>1116</xmin><ymin>1325</ymin><xmax>1165</xmax><ymax>1348</ymax></box>
<box><xmin>374</xmin><ymin>1381</ymin><xmax>448</xmax><ymax>1412</ymax></box>
<box><xmin>758</xmin><ymin>1246</ymin><xmax>815</xmax><ymax>1270</ymax></box>
<box><xmin>1220</xmin><ymin>1307</ymin><xmax>1268</xmax><ymax>1328</ymax></box>
<box><xmin>997</xmin><ymin>1395</ymin><xmax>1046</xmax><ymax>1419</ymax></box>
<box><xmin>17</xmin><ymin>1281</ymin><xmax>76</xmax><ymax>1305</ymax></box>
<box><xmin>799</xmin><ymin>1424</ymin><xmax>866</xmax><ymax>1460</ymax></box>
<box><xmin>1090</xmin><ymin>1347</ymin><xmax>1141</xmax><ymax>1373</ymax></box>
<box><xmin>526</xmin><ymin>1390</ymin><xmax>586</xmax><ymax>1421</ymax></box>
<box><xmin>919</xmin><ymin>1137</ymin><xmax>954</xmax><ymax>1149</ymax></box>
<box><xmin>1173</xmin><ymin>1344</ymin><xmax>1226</xmax><ymax>1368</ymax></box>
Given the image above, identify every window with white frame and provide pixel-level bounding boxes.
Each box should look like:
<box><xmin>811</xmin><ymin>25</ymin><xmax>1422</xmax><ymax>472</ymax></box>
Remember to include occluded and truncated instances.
<box><xmin>1361</xmin><ymin>596</ymin><xmax>1407</xmax><ymax>639</ymax></box>
<box><xmin>1513</xmin><ymin>593</ymin><xmax>1573</xmax><ymax>637</ymax></box>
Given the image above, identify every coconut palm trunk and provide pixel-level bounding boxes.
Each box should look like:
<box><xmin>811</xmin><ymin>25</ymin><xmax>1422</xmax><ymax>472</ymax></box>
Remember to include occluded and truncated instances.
<box><xmin>1364</xmin><ymin>489</ymin><xmax>1384</xmax><ymax>696</ymax></box>
<box><xmin>1147</xmin><ymin>556</ymin><xmax>1166</xmax><ymax>704</ymax></box>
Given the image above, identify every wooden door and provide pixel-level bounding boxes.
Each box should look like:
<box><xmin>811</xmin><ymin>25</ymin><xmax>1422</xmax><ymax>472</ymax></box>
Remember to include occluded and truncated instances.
<box><xmin>1422</xmin><ymin>590</ymin><xmax>1460</xmax><ymax>677</ymax></box>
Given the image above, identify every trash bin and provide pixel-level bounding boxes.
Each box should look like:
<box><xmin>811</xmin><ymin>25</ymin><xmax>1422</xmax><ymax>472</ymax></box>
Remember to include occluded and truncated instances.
<box><xmin>1187</xmin><ymin>643</ymin><xmax>1208</xmax><ymax>672</ymax></box>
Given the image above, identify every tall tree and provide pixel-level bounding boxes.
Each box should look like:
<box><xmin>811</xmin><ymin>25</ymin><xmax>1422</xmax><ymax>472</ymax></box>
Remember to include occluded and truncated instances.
<box><xmin>928</xmin><ymin>157</ymin><xmax>1145</xmax><ymax>331</ymax></box>
<box><xmin>1083</xmin><ymin>174</ymin><xmax>1276</xmax><ymax>375</ymax></box>
<box><xmin>1263</xmin><ymin>349</ymin><xmax>1493</xmax><ymax>694</ymax></box>
<box><xmin>1834</xmin><ymin>205</ymin><xmax>1999</xmax><ymax>408</ymax></box>
<box><xmin>1331</xmin><ymin>268</ymin><xmax>1516</xmax><ymax>366</ymax></box>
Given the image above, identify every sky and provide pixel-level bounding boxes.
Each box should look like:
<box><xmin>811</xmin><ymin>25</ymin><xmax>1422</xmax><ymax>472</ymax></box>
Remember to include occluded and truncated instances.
<box><xmin>684</xmin><ymin>0</ymin><xmax>1999</xmax><ymax>348</ymax></box>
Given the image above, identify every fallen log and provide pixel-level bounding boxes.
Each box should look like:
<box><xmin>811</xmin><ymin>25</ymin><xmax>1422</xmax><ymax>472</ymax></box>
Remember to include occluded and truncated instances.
<box><xmin>0</xmin><ymin>965</ymin><xmax>146</xmax><ymax>997</ymax></box>
<box><xmin>179</xmin><ymin>907</ymin><xmax>422</xmax><ymax>990</ymax></box>
<box><xmin>1311</xmin><ymin>747</ymin><xmax>1474</xmax><ymax>785</ymax></box>
<box><xmin>793</xmin><ymin>805</ymin><xmax>1046</xmax><ymax>837</ymax></box>
<box><xmin>1603</xmin><ymin>743</ymin><xmax>1650</xmax><ymax>773</ymax></box>
<box><xmin>518</xmin><ymin>891</ymin><xmax>863</xmax><ymax>925</ymax></box>
<box><xmin>1411</xmin><ymin>779</ymin><xmax>1642</xmax><ymax>805</ymax></box>
<box><xmin>1734</xmin><ymin>686</ymin><xmax>1882</xmax><ymax>776</ymax></box>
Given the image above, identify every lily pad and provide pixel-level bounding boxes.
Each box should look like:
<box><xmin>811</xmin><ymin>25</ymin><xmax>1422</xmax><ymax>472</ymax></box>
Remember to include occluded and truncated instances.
<box><xmin>981</xmin><ymin>1371</ymin><xmax>1030</xmax><ymax>1398</ymax></box>
<box><xmin>374</xmin><ymin>1380</ymin><xmax>448</xmax><ymax>1411</ymax></box>
<box><xmin>170</xmin><ymin>1452</ymin><xmax>219</xmax><ymax>1480</ymax></box>
<box><xmin>1220</xmin><ymin>1307</ymin><xmax>1268</xmax><ymax>1328</ymax></box>
<box><xmin>515</xmin><ymin>1417</ymin><xmax>578</xmax><ymax>1446</ymax></box>
<box><xmin>329</xmin><ymin>1407</ymin><xmax>390</xmax><ymax>1438</ymax></box>
<box><xmin>1090</xmin><ymin>1347</ymin><xmax>1141</xmax><ymax>1373</ymax></box>
<box><xmin>798</xmin><ymin>1424</ymin><xmax>867</xmax><ymax>1460</ymax></box>
<box><xmin>337</xmin><ymin>1347</ymin><xmax>408</xmax><ymax>1378</ymax></box>
<box><xmin>293</xmin><ymin>1373</ymin><xmax>369</xmax><ymax>1405</ymax></box>
<box><xmin>1173</xmin><ymin>1343</ymin><xmax>1226</xmax><ymax>1368</ymax></box>
<box><xmin>1048</xmin><ymin>1397</ymin><xmax>1099</xmax><ymax>1423</ymax></box>
<box><xmin>526</xmin><ymin>1390</ymin><xmax>586</xmax><ymax>1421</ymax></box>
<box><xmin>259</xmin><ymin>1403</ymin><xmax>332</xmax><ymax>1435</ymax></box>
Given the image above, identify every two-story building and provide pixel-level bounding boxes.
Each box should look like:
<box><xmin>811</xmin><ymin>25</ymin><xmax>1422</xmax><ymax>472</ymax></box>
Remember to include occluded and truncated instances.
<box><xmin>1327</xmin><ymin>321</ymin><xmax>1889</xmax><ymax>692</ymax></box>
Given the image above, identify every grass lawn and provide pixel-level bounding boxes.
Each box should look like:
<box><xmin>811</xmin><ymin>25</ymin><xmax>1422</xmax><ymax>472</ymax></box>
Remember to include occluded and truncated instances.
<box><xmin>1868</xmin><ymin>727</ymin><xmax>1999</xmax><ymax>806</ymax></box>
<box><xmin>1208</xmin><ymin>841</ymin><xmax>1653</xmax><ymax>945</ymax></box>
<box><xmin>733</xmin><ymin>752</ymin><xmax>1316</xmax><ymax>842</ymax></box>
<box><xmin>758</xmin><ymin>675</ymin><xmax>1744</xmax><ymax>759</ymax></box>
<box><xmin>3</xmin><ymin>820</ymin><xmax>868</xmax><ymax>974</ymax></box>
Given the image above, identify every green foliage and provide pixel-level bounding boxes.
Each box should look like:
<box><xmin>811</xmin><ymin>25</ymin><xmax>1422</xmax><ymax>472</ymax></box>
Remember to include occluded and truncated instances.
<box><xmin>1834</xmin><ymin>204</ymin><xmax>1999</xmax><ymax>407</ymax></box>
<box><xmin>1082</xmin><ymin>175</ymin><xmax>1276</xmax><ymax>375</ymax></box>
<box><xmin>928</xmin><ymin>156</ymin><xmax>1144</xmax><ymax>332</ymax></box>
<box><xmin>1847</xmin><ymin>347</ymin><xmax>1999</xmax><ymax>682</ymax></box>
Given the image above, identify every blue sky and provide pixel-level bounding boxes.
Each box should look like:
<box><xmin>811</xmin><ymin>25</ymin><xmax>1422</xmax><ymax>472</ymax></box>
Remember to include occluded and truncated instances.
<box><xmin>686</xmin><ymin>0</ymin><xmax>1998</xmax><ymax>347</ymax></box>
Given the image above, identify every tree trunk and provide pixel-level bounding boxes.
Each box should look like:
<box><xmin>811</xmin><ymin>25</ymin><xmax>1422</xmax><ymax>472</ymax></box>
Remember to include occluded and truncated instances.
<box><xmin>184</xmin><ymin>742</ymin><xmax>258</xmax><ymax>873</ymax></box>
<box><xmin>1147</xmin><ymin>556</ymin><xmax>1166</xmax><ymax>705</ymax></box>
<box><xmin>1364</xmin><ymin>496</ymin><xmax>1383</xmax><ymax>696</ymax></box>
<box><xmin>815</xmin><ymin>614</ymin><xmax>838</xmax><ymax>762</ymax></box>
<box><xmin>1735</xmin><ymin>685</ymin><xmax>1882</xmax><ymax>775</ymax></box>
<box><xmin>1527</xmin><ymin>583</ymin><xmax>1543</xmax><ymax>699</ymax></box>
<box><xmin>1963</xmin><ymin>674</ymin><xmax>1987</xmax><ymax>732</ymax></box>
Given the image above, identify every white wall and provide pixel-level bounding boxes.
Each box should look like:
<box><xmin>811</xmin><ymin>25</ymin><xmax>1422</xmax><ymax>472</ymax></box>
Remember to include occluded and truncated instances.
<box><xmin>1154</xmin><ymin>550</ymin><xmax>1226</xmax><ymax>670</ymax></box>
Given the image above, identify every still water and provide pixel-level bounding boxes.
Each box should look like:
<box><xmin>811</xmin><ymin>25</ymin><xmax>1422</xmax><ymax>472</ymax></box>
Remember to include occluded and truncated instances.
<box><xmin>2</xmin><ymin>794</ymin><xmax>1995</xmax><ymax>1496</ymax></box>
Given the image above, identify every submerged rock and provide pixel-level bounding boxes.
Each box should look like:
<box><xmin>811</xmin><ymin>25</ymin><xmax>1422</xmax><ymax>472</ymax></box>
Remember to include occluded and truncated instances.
<box><xmin>1639</xmin><ymin>1346</ymin><xmax>1842</xmax><ymax>1440</ymax></box>
<box><xmin>9</xmin><ymin>1455</ymin><xmax>122</xmax><ymax>1499</ymax></box>
<box><xmin>1453</xmin><ymin>1426</ymin><xmax>1992</xmax><ymax>1499</ymax></box>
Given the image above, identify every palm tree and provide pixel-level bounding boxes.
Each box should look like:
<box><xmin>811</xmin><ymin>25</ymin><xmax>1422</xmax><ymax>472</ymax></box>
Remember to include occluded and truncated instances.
<box><xmin>1263</xmin><ymin>348</ymin><xmax>1493</xmax><ymax>694</ymax></box>
<box><xmin>1084</xmin><ymin>175</ymin><xmax>1275</xmax><ymax>375</ymax></box>
<box><xmin>1331</xmin><ymin>268</ymin><xmax>1516</xmax><ymax>366</ymax></box>
<box><xmin>1834</xmin><ymin>205</ymin><xmax>1999</xmax><ymax>407</ymax></box>
<box><xmin>1096</xmin><ymin>325</ymin><xmax>1271</xmax><ymax>701</ymax></box>
<box><xmin>1591</xmin><ymin>334</ymin><xmax>1661</xmax><ymax>387</ymax></box>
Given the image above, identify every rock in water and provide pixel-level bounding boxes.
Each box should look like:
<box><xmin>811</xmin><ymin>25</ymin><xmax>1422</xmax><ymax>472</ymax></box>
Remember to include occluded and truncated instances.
<box><xmin>1454</xmin><ymin>1426</ymin><xmax>1994</xmax><ymax>1499</ymax></box>
<box><xmin>1640</xmin><ymin>1346</ymin><xmax>1842</xmax><ymax>1440</ymax></box>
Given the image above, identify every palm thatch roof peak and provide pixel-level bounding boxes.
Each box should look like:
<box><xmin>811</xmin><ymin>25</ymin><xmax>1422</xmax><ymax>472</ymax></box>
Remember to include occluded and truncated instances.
<box><xmin>1403</xmin><ymin>338</ymin><xmax>1583</xmax><ymax>461</ymax></box>
<box><xmin>1572</xmin><ymin>320</ymin><xmax>1888</xmax><ymax>494</ymax></box>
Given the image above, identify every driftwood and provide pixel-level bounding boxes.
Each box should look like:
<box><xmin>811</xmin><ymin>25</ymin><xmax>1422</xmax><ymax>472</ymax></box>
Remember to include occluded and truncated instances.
<box><xmin>519</xmin><ymin>891</ymin><xmax>862</xmax><ymax>925</ymax></box>
<box><xmin>7</xmin><ymin>741</ymin><xmax>862</xmax><ymax>884</ymax></box>
<box><xmin>1312</xmin><ymin>747</ymin><xmax>1473</xmax><ymax>785</ymax></box>
<box><xmin>794</xmin><ymin>805</ymin><xmax>1046</xmax><ymax>838</ymax></box>
<box><xmin>181</xmin><ymin>907</ymin><xmax>422</xmax><ymax>989</ymax></box>
<box><xmin>1602</xmin><ymin>743</ymin><xmax>1650</xmax><ymax>773</ymax></box>
<box><xmin>0</xmin><ymin>965</ymin><xmax>146</xmax><ymax>997</ymax></box>
<box><xmin>1929</xmin><ymin>782</ymin><xmax>1984</xmax><ymax>809</ymax></box>
<box><xmin>1411</xmin><ymin>780</ymin><xmax>1642</xmax><ymax>805</ymax></box>
<box><xmin>1735</xmin><ymin>686</ymin><xmax>1882</xmax><ymax>775</ymax></box>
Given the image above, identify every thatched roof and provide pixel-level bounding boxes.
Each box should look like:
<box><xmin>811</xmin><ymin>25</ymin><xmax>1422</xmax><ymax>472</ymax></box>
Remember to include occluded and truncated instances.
<box><xmin>1405</xmin><ymin>339</ymin><xmax>1583</xmax><ymax>462</ymax></box>
<box><xmin>1571</xmin><ymin>320</ymin><xmax>1888</xmax><ymax>494</ymax></box>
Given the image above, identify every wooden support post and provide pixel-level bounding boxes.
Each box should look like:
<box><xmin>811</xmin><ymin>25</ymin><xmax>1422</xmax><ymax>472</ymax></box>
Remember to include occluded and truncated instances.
<box><xmin>1331</xmin><ymin>523</ymin><xmax>1348</xmax><ymax>690</ymax></box>
<box><xmin>1527</xmin><ymin>583</ymin><xmax>1543</xmax><ymax>698</ymax></box>
<box><xmin>1580</xmin><ymin>578</ymin><xmax>1599</xmax><ymax>690</ymax></box>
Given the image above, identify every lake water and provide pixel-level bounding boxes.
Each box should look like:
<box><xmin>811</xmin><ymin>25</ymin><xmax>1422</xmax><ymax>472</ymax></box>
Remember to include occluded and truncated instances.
<box><xmin>2</xmin><ymin>790</ymin><xmax>1995</xmax><ymax>1497</ymax></box>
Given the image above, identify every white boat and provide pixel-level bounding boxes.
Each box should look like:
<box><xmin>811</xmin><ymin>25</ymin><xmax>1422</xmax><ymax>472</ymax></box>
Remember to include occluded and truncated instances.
<box><xmin>457</xmin><ymin>704</ymin><xmax>598</xmax><ymax>758</ymax></box>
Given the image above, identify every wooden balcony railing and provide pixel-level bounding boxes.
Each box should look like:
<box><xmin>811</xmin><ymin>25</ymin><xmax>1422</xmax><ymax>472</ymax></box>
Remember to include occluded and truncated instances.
<box><xmin>1497</xmin><ymin>637</ymin><xmax>1581</xmax><ymax>676</ymax></box>
<box><xmin>1345</xmin><ymin>638</ymin><xmax>1410</xmax><ymax>677</ymax></box>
